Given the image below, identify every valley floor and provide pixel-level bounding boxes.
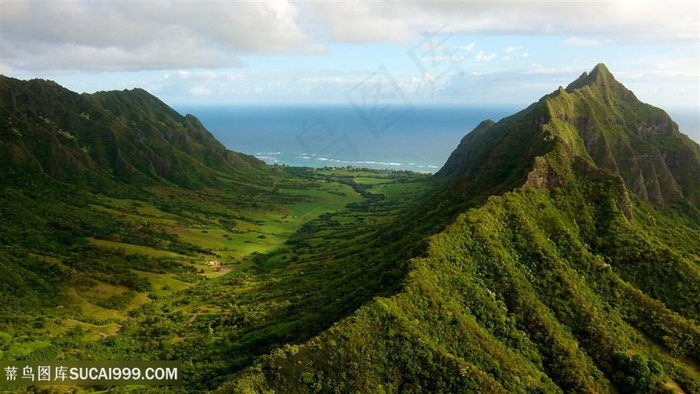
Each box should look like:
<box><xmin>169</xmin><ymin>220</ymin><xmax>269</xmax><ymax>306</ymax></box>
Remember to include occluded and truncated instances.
<box><xmin>0</xmin><ymin>167</ymin><xmax>430</xmax><ymax>392</ymax></box>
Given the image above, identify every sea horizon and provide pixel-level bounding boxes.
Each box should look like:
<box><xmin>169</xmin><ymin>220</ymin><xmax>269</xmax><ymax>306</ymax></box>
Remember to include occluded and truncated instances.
<box><xmin>176</xmin><ymin>103</ymin><xmax>700</xmax><ymax>173</ymax></box>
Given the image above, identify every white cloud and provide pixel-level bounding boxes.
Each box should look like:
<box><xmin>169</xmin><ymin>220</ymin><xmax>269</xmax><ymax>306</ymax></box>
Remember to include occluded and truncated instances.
<box><xmin>303</xmin><ymin>2</ymin><xmax>421</xmax><ymax>43</ymax></box>
<box><xmin>399</xmin><ymin>72</ymin><xmax>439</xmax><ymax>97</ymax></box>
<box><xmin>565</xmin><ymin>37</ymin><xmax>600</xmax><ymax>46</ymax></box>
<box><xmin>189</xmin><ymin>85</ymin><xmax>212</xmax><ymax>96</ymax></box>
<box><xmin>436</xmin><ymin>58</ymin><xmax>698</xmax><ymax>110</ymax></box>
<box><xmin>2</xmin><ymin>0</ymin><xmax>697</xmax><ymax>74</ymax></box>
<box><xmin>1</xmin><ymin>0</ymin><xmax>696</xmax><ymax>111</ymax></box>
<box><xmin>439</xmin><ymin>67</ymin><xmax>589</xmax><ymax>104</ymax></box>
<box><xmin>156</xmin><ymin>69</ymin><xmax>359</xmax><ymax>103</ymax></box>
<box><xmin>423</xmin><ymin>55</ymin><xmax>468</xmax><ymax>63</ymax></box>
<box><xmin>522</xmin><ymin>66</ymin><xmax>584</xmax><ymax>76</ymax></box>
<box><xmin>609</xmin><ymin>55</ymin><xmax>699</xmax><ymax>108</ymax></box>
<box><xmin>474</xmin><ymin>51</ymin><xmax>497</xmax><ymax>62</ymax></box>
<box><xmin>155</xmin><ymin>67</ymin><xmax>463</xmax><ymax>104</ymax></box>
<box><xmin>0</xmin><ymin>0</ymin><xmax>322</xmax><ymax>72</ymax></box>
<box><xmin>302</xmin><ymin>1</ymin><xmax>699</xmax><ymax>43</ymax></box>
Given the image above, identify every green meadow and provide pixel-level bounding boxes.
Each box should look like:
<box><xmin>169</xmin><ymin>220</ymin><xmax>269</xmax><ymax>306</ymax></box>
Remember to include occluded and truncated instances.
<box><xmin>0</xmin><ymin>166</ymin><xmax>428</xmax><ymax>382</ymax></box>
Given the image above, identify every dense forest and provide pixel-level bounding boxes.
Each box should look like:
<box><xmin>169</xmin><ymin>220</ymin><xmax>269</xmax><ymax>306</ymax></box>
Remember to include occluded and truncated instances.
<box><xmin>1</xmin><ymin>64</ymin><xmax>699</xmax><ymax>393</ymax></box>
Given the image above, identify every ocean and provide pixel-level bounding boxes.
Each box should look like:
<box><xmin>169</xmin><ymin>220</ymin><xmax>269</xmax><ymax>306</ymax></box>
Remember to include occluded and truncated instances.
<box><xmin>176</xmin><ymin>104</ymin><xmax>520</xmax><ymax>173</ymax></box>
<box><xmin>176</xmin><ymin>104</ymin><xmax>700</xmax><ymax>173</ymax></box>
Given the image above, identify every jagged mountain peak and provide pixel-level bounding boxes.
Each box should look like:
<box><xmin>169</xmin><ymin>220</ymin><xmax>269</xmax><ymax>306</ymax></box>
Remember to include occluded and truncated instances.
<box><xmin>570</xmin><ymin>62</ymin><xmax>609</xmax><ymax>83</ymax></box>
<box><xmin>566</xmin><ymin>63</ymin><xmax>611</xmax><ymax>88</ymax></box>
<box><xmin>564</xmin><ymin>63</ymin><xmax>638</xmax><ymax>102</ymax></box>
<box><xmin>437</xmin><ymin>64</ymin><xmax>700</xmax><ymax>209</ymax></box>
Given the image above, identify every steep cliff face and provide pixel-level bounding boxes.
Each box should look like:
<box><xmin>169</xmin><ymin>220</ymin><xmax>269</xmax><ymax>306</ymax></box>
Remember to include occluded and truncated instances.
<box><xmin>0</xmin><ymin>75</ymin><xmax>267</xmax><ymax>189</ymax></box>
<box><xmin>437</xmin><ymin>63</ymin><xmax>700</xmax><ymax>209</ymax></box>
<box><xmin>553</xmin><ymin>63</ymin><xmax>698</xmax><ymax>208</ymax></box>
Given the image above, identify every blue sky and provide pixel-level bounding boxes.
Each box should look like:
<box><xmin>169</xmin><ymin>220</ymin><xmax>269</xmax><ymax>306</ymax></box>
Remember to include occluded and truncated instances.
<box><xmin>1</xmin><ymin>1</ymin><xmax>698</xmax><ymax>112</ymax></box>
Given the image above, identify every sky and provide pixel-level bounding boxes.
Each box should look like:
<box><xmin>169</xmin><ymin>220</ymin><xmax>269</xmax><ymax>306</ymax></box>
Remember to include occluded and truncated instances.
<box><xmin>0</xmin><ymin>0</ymin><xmax>698</xmax><ymax>113</ymax></box>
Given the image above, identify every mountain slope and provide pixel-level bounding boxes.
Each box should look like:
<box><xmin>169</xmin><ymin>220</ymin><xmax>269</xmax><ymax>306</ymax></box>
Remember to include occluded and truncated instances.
<box><xmin>0</xmin><ymin>77</ymin><xmax>287</xmax><ymax>370</ymax></box>
<box><xmin>0</xmin><ymin>75</ymin><xmax>267</xmax><ymax>190</ymax></box>
<box><xmin>226</xmin><ymin>65</ymin><xmax>700</xmax><ymax>393</ymax></box>
<box><xmin>229</xmin><ymin>186</ymin><xmax>700</xmax><ymax>394</ymax></box>
<box><xmin>437</xmin><ymin>63</ymin><xmax>700</xmax><ymax>209</ymax></box>
<box><xmin>1</xmin><ymin>77</ymin><xmax>437</xmax><ymax>392</ymax></box>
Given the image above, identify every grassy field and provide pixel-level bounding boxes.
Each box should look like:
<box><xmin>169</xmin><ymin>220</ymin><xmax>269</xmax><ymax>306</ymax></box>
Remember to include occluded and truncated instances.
<box><xmin>88</xmin><ymin>238</ymin><xmax>185</xmax><ymax>258</ymax></box>
<box><xmin>0</xmin><ymin>167</ymin><xmax>428</xmax><ymax>369</ymax></box>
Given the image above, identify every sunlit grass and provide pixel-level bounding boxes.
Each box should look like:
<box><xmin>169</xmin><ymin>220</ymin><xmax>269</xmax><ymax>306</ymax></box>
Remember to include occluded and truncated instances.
<box><xmin>88</xmin><ymin>238</ymin><xmax>184</xmax><ymax>258</ymax></box>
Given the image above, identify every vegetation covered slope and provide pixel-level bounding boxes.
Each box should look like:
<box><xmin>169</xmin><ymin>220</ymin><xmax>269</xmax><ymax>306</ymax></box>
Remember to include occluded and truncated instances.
<box><xmin>0</xmin><ymin>76</ymin><xmax>284</xmax><ymax>349</ymax></box>
<box><xmin>0</xmin><ymin>75</ymin><xmax>436</xmax><ymax>392</ymax></box>
<box><xmin>226</xmin><ymin>64</ymin><xmax>700</xmax><ymax>393</ymax></box>
<box><xmin>0</xmin><ymin>75</ymin><xmax>267</xmax><ymax>190</ymax></box>
<box><xmin>436</xmin><ymin>63</ymin><xmax>700</xmax><ymax>209</ymax></box>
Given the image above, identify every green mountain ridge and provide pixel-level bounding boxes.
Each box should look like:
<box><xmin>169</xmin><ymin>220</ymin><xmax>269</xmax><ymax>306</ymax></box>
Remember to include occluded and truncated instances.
<box><xmin>437</xmin><ymin>63</ymin><xmax>700</xmax><ymax>210</ymax></box>
<box><xmin>0</xmin><ymin>75</ymin><xmax>267</xmax><ymax>191</ymax></box>
<box><xmin>226</xmin><ymin>64</ymin><xmax>700</xmax><ymax>393</ymax></box>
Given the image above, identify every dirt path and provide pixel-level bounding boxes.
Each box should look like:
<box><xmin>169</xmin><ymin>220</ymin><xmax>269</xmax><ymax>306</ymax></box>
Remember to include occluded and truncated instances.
<box><xmin>188</xmin><ymin>307</ymin><xmax>204</xmax><ymax>323</ymax></box>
